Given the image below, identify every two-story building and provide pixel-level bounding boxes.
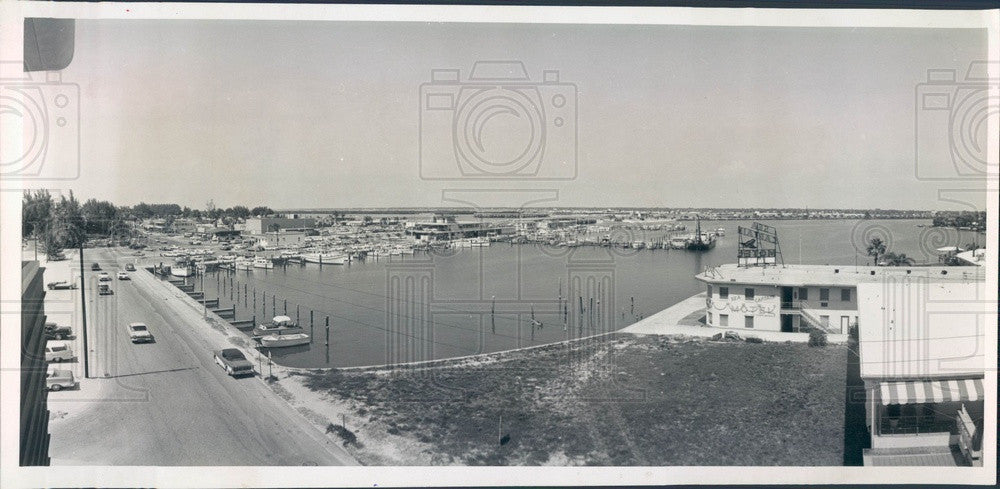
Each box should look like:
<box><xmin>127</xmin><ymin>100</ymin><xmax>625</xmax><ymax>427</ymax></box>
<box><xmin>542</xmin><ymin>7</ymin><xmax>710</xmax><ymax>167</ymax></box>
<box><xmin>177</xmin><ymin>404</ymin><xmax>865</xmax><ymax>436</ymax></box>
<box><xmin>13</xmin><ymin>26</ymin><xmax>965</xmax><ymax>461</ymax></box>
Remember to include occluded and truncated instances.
<box><xmin>695</xmin><ymin>264</ymin><xmax>984</xmax><ymax>335</ymax></box>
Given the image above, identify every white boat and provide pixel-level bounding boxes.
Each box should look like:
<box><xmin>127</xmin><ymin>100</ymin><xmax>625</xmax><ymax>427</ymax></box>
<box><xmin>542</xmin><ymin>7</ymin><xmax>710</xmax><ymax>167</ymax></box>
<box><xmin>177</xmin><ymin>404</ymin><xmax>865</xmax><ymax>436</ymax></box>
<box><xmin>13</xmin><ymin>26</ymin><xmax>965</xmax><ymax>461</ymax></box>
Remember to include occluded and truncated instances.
<box><xmin>455</xmin><ymin>239</ymin><xmax>473</xmax><ymax>248</ymax></box>
<box><xmin>259</xmin><ymin>333</ymin><xmax>310</xmax><ymax>348</ymax></box>
<box><xmin>253</xmin><ymin>257</ymin><xmax>274</xmax><ymax>269</ymax></box>
<box><xmin>235</xmin><ymin>258</ymin><xmax>254</xmax><ymax>271</ymax></box>
<box><xmin>715</xmin><ymin>228</ymin><xmax>726</xmax><ymax>237</ymax></box>
<box><xmin>302</xmin><ymin>252</ymin><xmax>346</xmax><ymax>264</ymax></box>
<box><xmin>470</xmin><ymin>237</ymin><xmax>490</xmax><ymax>247</ymax></box>
<box><xmin>669</xmin><ymin>236</ymin><xmax>691</xmax><ymax>249</ymax></box>
<box><xmin>170</xmin><ymin>264</ymin><xmax>195</xmax><ymax>277</ymax></box>
<box><xmin>252</xmin><ymin>315</ymin><xmax>304</xmax><ymax>338</ymax></box>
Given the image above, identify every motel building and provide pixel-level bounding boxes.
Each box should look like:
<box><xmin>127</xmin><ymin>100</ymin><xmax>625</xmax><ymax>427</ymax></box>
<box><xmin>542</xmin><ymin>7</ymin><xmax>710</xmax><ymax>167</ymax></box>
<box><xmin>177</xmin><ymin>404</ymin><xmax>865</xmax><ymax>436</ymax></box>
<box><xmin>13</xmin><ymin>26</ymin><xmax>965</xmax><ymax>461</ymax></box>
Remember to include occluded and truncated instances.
<box><xmin>857</xmin><ymin>276</ymin><xmax>987</xmax><ymax>466</ymax></box>
<box><xmin>696</xmin><ymin>262</ymin><xmax>988</xmax><ymax>466</ymax></box>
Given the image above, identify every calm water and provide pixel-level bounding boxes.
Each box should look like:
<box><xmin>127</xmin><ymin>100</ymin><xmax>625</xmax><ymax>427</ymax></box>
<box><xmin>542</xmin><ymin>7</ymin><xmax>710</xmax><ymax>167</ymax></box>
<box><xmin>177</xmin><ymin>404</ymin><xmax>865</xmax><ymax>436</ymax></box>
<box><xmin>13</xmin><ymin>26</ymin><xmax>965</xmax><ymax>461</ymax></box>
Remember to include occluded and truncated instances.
<box><xmin>193</xmin><ymin>219</ymin><xmax>982</xmax><ymax>368</ymax></box>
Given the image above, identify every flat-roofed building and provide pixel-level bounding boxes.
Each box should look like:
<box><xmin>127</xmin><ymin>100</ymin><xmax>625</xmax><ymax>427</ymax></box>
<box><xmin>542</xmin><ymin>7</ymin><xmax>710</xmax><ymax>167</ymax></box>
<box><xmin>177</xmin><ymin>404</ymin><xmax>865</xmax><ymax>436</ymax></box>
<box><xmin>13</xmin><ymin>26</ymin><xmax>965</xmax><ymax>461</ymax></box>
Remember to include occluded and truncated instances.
<box><xmin>695</xmin><ymin>264</ymin><xmax>985</xmax><ymax>335</ymax></box>
<box><xmin>244</xmin><ymin>217</ymin><xmax>317</xmax><ymax>235</ymax></box>
<box><xmin>858</xmin><ymin>277</ymin><xmax>988</xmax><ymax>466</ymax></box>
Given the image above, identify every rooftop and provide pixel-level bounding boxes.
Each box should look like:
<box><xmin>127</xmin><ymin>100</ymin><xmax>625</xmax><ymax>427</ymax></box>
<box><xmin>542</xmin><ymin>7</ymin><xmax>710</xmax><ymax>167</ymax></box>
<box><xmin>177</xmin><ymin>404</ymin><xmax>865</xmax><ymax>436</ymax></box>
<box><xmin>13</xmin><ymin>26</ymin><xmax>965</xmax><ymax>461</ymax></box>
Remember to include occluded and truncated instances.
<box><xmin>696</xmin><ymin>263</ymin><xmax>984</xmax><ymax>288</ymax></box>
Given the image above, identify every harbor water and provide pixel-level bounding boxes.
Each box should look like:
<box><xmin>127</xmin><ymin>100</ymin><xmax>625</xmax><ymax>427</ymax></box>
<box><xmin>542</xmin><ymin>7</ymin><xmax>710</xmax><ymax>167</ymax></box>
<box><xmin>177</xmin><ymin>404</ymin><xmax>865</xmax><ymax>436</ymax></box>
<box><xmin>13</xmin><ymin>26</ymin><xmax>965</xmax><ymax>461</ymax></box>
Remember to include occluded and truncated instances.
<box><xmin>193</xmin><ymin>219</ymin><xmax>982</xmax><ymax>368</ymax></box>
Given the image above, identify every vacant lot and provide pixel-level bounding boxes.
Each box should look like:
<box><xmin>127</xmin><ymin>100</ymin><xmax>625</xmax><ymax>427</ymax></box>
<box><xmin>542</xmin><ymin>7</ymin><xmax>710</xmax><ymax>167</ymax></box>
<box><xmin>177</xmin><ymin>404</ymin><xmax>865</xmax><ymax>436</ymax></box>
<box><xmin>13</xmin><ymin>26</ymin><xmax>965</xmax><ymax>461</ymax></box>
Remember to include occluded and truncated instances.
<box><xmin>296</xmin><ymin>334</ymin><xmax>847</xmax><ymax>465</ymax></box>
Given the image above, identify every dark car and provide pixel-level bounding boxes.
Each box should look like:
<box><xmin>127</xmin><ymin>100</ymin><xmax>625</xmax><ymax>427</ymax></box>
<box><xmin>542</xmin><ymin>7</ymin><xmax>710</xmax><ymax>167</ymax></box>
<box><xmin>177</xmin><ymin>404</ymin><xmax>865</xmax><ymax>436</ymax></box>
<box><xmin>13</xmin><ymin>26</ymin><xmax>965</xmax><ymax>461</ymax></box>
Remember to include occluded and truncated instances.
<box><xmin>91</xmin><ymin>262</ymin><xmax>101</xmax><ymax>271</ymax></box>
<box><xmin>44</xmin><ymin>322</ymin><xmax>73</xmax><ymax>340</ymax></box>
<box><xmin>98</xmin><ymin>284</ymin><xmax>113</xmax><ymax>295</ymax></box>
<box><xmin>214</xmin><ymin>348</ymin><xmax>254</xmax><ymax>377</ymax></box>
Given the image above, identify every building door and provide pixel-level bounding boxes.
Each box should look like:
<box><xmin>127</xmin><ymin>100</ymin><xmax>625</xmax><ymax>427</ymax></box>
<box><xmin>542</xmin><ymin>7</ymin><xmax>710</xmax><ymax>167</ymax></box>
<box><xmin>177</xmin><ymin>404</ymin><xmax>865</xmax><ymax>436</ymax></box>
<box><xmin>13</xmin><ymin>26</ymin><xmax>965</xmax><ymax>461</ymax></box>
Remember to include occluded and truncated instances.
<box><xmin>781</xmin><ymin>314</ymin><xmax>793</xmax><ymax>332</ymax></box>
<box><xmin>840</xmin><ymin>315</ymin><xmax>850</xmax><ymax>334</ymax></box>
<box><xmin>781</xmin><ymin>287</ymin><xmax>794</xmax><ymax>308</ymax></box>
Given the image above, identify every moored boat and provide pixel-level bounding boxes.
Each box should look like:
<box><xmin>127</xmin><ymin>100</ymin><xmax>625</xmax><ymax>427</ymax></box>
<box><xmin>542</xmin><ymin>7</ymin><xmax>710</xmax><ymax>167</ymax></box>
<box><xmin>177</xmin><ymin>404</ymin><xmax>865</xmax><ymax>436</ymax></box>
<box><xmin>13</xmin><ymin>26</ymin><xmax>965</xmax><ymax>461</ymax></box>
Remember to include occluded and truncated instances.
<box><xmin>259</xmin><ymin>333</ymin><xmax>310</xmax><ymax>348</ymax></box>
<box><xmin>302</xmin><ymin>252</ymin><xmax>347</xmax><ymax>264</ymax></box>
<box><xmin>251</xmin><ymin>315</ymin><xmax>304</xmax><ymax>338</ymax></box>
<box><xmin>252</xmin><ymin>257</ymin><xmax>274</xmax><ymax>269</ymax></box>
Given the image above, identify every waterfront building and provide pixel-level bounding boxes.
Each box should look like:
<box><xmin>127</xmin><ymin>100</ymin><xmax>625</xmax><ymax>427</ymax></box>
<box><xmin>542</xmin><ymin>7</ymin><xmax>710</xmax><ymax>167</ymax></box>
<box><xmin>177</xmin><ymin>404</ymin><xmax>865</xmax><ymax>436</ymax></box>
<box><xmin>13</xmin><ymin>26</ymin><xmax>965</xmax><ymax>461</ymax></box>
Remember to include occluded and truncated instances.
<box><xmin>858</xmin><ymin>277</ymin><xmax>986</xmax><ymax>466</ymax></box>
<box><xmin>695</xmin><ymin>264</ymin><xmax>985</xmax><ymax>334</ymax></box>
<box><xmin>259</xmin><ymin>230</ymin><xmax>306</xmax><ymax>249</ymax></box>
<box><xmin>244</xmin><ymin>217</ymin><xmax>317</xmax><ymax>235</ymax></box>
<box><xmin>20</xmin><ymin>261</ymin><xmax>51</xmax><ymax>465</ymax></box>
<box><xmin>406</xmin><ymin>214</ymin><xmax>511</xmax><ymax>242</ymax></box>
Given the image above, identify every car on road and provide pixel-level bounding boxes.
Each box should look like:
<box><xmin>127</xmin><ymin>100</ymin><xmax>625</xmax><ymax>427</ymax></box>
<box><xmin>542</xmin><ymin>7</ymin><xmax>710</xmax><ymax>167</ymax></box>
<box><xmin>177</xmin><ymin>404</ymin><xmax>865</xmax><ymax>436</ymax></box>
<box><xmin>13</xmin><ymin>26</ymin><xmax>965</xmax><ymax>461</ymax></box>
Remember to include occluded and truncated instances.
<box><xmin>91</xmin><ymin>262</ymin><xmax>101</xmax><ymax>271</ymax></box>
<box><xmin>47</xmin><ymin>280</ymin><xmax>78</xmax><ymax>290</ymax></box>
<box><xmin>127</xmin><ymin>322</ymin><xmax>154</xmax><ymax>343</ymax></box>
<box><xmin>125</xmin><ymin>263</ymin><xmax>136</xmax><ymax>271</ymax></box>
<box><xmin>214</xmin><ymin>348</ymin><xmax>254</xmax><ymax>377</ymax></box>
<box><xmin>44</xmin><ymin>322</ymin><xmax>74</xmax><ymax>340</ymax></box>
<box><xmin>98</xmin><ymin>284</ymin><xmax>113</xmax><ymax>295</ymax></box>
<box><xmin>46</xmin><ymin>369</ymin><xmax>78</xmax><ymax>391</ymax></box>
<box><xmin>49</xmin><ymin>252</ymin><xmax>68</xmax><ymax>261</ymax></box>
<box><xmin>45</xmin><ymin>342</ymin><xmax>74</xmax><ymax>363</ymax></box>
<box><xmin>117</xmin><ymin>271</ymin><xmax>130</xmax><ymax>280</ymax></box>
<box><xmin>98</xmin><ymin>272</ymin><xmax>111</xmax><ymax>282</ymax></box>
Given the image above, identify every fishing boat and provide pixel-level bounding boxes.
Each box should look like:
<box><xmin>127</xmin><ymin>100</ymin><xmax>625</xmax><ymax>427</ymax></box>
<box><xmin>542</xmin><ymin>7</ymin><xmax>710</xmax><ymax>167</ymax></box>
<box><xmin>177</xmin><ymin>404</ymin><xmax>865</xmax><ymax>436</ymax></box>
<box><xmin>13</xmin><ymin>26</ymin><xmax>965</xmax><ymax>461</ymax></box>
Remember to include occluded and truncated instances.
<box><xmin>302</xmin><ymin>252</ymin><xmax>346</xmax><ymax>265</ymax></box>
<box><xmin>252</xmin><ymin>257</ymin><xmax>274</xmax><ymax>269</ymax></box>
<box><xmin>669</xmin><ymin>235</ymin><xmax>691</xmax><ymax>249</ymax></box>
<box><xmin>686</xmin><ymin>217</ymin><xmax>716</xmax><ymax>251</ymax></box>
<box><xmin>234</xmin><ymin>257</ymin><xmax>254</xmax><ymax>271</ymax></box>
<box><xmin>251</xmin><ymin>315</ymin><xmax>304</xmax><ymax>338</ymax></box>
<box><xmin>259</xmin><ymin>333</ymin><xmax>310</xmax><ymax>348</ymax></box>
<box><xmin>715</xmin><ymin>228</ymin><xmax>726</xmax><ymax>236</ymax></box>
<box><xmin>469</xmin><ymin>237</ymin><xmax>491</xmax><ymax>247</ymax></box>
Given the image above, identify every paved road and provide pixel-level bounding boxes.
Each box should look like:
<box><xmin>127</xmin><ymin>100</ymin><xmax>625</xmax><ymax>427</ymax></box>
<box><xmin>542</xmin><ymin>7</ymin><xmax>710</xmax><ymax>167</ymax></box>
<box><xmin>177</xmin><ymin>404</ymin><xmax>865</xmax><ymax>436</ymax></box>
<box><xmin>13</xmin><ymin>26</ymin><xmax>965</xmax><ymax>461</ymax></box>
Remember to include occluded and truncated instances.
<box><xmin>47</xmin><ymin>247</ymin><xmax>356</xmax><ymax>465</ymax></box>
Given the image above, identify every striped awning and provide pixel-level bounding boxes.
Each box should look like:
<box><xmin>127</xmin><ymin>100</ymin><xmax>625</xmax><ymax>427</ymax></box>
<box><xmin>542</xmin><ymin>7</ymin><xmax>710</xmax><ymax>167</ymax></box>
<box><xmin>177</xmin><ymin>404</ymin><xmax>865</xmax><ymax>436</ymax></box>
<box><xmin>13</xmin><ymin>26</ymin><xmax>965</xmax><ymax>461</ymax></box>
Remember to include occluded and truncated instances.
<box><xmin>880</xmin><ymin>378</ymin><xmax>984</xmax><ymax>405</ymax></box>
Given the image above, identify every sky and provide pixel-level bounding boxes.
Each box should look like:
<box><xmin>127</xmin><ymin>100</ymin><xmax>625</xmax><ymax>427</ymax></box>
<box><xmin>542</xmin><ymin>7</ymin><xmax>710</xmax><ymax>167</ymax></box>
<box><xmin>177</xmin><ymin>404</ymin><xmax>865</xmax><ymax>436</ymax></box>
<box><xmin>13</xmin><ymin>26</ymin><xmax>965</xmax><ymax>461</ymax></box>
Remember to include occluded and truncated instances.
<box><xmin>41</xmin><ymin>20</ymin><xmax>991</xmax><ymax>210</ymax></box>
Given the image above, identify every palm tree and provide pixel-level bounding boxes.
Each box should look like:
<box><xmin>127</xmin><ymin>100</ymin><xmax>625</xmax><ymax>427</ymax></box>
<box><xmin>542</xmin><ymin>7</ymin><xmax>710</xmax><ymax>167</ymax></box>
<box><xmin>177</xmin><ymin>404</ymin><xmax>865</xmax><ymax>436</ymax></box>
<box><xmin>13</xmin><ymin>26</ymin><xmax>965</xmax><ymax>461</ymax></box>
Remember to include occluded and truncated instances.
<box><xmin>881</xmin><ymin>251</ymin><xmax>915</xmax><ymax>266</ymax></box>
<box><xmin>866</xmin><ymin>237</ymin><xmax>886</xmax><ymax>266</ymax></box>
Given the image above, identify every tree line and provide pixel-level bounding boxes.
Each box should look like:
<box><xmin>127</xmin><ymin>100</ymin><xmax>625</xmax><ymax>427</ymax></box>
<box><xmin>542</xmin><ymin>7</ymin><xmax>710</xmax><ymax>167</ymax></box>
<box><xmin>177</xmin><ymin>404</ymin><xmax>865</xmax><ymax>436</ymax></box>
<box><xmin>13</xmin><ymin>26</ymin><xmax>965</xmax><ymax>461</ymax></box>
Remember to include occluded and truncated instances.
<box><xmin>22</xmin><ymin>190</ymin><xmax>274</xmax><ymax>258</ymax></box>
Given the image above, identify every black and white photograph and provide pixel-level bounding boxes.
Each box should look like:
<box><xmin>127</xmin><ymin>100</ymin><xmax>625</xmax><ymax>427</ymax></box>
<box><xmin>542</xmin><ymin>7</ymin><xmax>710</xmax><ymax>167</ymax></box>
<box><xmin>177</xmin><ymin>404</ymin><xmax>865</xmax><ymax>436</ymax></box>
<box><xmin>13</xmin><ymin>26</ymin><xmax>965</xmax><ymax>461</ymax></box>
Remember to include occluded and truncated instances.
<box><xmin>1</xmin><ymin>2</ymin><xmax>996</xmax><ymax>487</ymax></box>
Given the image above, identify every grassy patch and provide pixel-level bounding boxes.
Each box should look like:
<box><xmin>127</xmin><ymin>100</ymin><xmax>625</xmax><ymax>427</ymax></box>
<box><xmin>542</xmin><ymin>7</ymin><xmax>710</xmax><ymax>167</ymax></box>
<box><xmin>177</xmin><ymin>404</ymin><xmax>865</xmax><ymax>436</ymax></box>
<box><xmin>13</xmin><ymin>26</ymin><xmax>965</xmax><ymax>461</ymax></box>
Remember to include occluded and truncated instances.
<box><xmin>302</xmin><ymin>334</ymin><xmax>847</xmax><ymax>465</ymax></box>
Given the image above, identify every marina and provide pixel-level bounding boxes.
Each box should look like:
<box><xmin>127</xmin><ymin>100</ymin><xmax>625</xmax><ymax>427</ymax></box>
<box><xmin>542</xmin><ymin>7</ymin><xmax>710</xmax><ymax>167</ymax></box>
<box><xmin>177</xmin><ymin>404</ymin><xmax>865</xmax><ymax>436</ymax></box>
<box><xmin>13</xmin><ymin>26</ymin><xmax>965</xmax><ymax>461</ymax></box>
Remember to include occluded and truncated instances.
<box><xmin>152</xmin><ymin>217</ymin><xmax>982</xmax><ymax>368</ymax></box>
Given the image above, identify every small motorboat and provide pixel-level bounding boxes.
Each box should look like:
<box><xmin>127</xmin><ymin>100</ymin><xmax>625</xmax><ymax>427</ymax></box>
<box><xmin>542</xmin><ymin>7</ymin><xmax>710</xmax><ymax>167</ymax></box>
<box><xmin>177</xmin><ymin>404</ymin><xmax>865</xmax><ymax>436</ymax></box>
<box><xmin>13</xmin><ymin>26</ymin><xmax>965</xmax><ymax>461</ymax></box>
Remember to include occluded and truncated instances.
<box><xmin>252</xmin><ymin>315</ymin><xmax>304</xmax><ymax>338</ymax></box>
<box><xmin>259</xmin><ymin>333</ymin><xmax>310</xmax><ymax>348</ymax></box>
<box><xmin>253</xmin><ymin>257</ymin><xmax>274</xmax><ymax>269</ymax></box>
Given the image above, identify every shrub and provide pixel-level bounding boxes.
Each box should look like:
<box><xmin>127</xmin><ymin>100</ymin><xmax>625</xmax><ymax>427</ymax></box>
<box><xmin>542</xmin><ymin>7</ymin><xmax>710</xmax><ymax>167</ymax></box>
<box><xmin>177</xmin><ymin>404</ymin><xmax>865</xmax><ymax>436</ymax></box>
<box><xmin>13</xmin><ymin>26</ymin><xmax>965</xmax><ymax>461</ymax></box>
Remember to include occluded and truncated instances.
<box><xmin>326</xmin><ymin>423</ymin><xmax>358</xmax><ymax>446</ymax></box>
<box><xmin>808</xmin><ymin>330</ymin><xmax>828</xmax><ymax>347</ymax></box>
<box><xmin>745</xmin><ymin>336</ymin><xmax>764</xmax><ymax>344</ymax></box>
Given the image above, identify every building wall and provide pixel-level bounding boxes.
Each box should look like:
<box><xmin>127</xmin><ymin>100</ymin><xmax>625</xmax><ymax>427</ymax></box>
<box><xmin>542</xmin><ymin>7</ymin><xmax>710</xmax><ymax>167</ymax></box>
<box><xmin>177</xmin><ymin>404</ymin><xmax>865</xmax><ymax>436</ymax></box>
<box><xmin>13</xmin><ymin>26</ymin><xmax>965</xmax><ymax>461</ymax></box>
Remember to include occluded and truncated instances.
<box><xmin>245</xmin><ymin>217</ymin><xmax>317</xmax><ymax>235</ymax></box>
<box><xmin>20</xmin><ymin>261</ymin><xmax>51</xmax><ymax>466</ymax></box>
<box><xmin>704</xmin><ymin>283</ymin><xmax>782</xmax><ymax>331</ymax></box>
<box><xmin>794</xmin><ymin>285</ymin><xmax>858</xmax><ymax>334</ymax></box>
<box><xmin>260</xmin><ymin>231</ymin><xmax>306</xmax><ymax>249</ymax></box>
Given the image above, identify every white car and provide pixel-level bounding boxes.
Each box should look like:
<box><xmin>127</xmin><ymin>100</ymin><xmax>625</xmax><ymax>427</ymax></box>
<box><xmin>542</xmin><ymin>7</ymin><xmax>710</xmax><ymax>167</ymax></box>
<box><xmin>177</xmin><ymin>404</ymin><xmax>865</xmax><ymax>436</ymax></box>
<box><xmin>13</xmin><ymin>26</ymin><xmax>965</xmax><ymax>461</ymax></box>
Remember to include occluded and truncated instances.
<box><xmin>98</xmin><ymin>272</ymin><xmax>111</xmax><ymax>282</ymax></box>
<box><xmin>117</xmin><ymin>271</ymin><xmax>130</xmax><ymax>280</ymax></box>
<box><xmin>45</xmin><ymin>342</ymin><xmax>74</xmax><ymax>362</ymax></box>
<box><xmin>127</xmin><ymin>322</ymin><xmax>154</xmax><ymax>343</ymax></box>
<box><xmin>47</xmin><ymin>369</ymin><xmax>78</xmax><ymax>391</ymax></box>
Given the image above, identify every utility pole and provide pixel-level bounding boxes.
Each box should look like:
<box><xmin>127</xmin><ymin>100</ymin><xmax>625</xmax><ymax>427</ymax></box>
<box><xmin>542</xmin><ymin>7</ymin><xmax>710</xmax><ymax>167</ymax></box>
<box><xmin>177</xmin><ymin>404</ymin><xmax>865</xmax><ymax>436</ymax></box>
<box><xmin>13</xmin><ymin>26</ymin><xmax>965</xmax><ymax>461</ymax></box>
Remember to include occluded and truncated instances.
<box><xmin>201</xmin><ymin>272</ymin><xmax>206</xmax><ymax>318</ymax></box>
<box><xmin>78</xmin><ymin>241</ymin><xmax>90</xmax><ymax>378</ymax></box>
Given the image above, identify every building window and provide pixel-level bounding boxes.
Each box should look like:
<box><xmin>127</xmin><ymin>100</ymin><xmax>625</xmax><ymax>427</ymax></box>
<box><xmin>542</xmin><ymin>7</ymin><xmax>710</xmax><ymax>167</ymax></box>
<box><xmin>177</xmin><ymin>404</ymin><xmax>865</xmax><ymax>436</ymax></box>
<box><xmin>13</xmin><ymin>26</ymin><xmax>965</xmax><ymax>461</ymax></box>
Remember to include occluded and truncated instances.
<box><xmin>820</xmin><ymin>315</ymin><xmax>829</xmax><ymax>327</ymax></box>
<box><xmin>707</xmin><ymin>285</ymin><xmax>712</xmax><ymax>297</ymax></box>
<box><xmin>744</xmin><ymin>316</ymin><xmax>754</xmax><ymax>328</ymax></box>
<box><xmin>841</xmin><ymin>288</ymin><xmax>851</xmax><ymax>301</ymax></box>
<box><xmin>719</xmin><ymin>287</ymin><xmax>729</xmax><ymax>299</ymax></box>
<box><xmin>720</xmin><ymin>314</ymin><xmax>728</xmax><ymax>327</ymax></box>
<box><xmin>797</xmin><ymin>287</ymin><xmax>808</xmax><ymax>300</ymax></box>
<box><xmin>745</xmin><ymin>288</ymin><xmax>755</xmax><ymax>299</ymax></box>
<box><xmin>707</xmin><ymin>311</ymin><xmax>713</xmax><ymax>325</ymax></box>
<box><xmin>820</xmin><ymin>288</ymin><xmax>830</xmax><ymax>301</ymax></box>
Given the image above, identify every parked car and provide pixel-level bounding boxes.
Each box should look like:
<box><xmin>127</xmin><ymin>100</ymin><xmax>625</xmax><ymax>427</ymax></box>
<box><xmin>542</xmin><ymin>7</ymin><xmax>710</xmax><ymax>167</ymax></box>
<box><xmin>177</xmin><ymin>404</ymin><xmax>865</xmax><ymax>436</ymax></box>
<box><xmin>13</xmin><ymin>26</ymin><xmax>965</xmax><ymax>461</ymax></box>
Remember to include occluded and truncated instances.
<box><xmin>45</xmin><ymin>342</ymin><xmax>74</xmax><ymax>362</ymax></box>
<box><xmin>125</xmin><ymin>263</ymin><xmax>136</xmax><ymax>271</ymax></box>
<box><xmin>117</xmin><ymin>271</ymin><xmax>130</xmax><ymax>280</ymax></box>
<box><xmin>98</xmin><ymin>272</ymin><xmax>111</xmax><ymax>282</ymax></box>
<box><xmin>214</xmin><ymin>349</ymin><xmax>254</xmax><ymax>377</ymax></box>
<box><xmin>46</xmin><ymin>369</ymin><xmax>78</xmax><ymax>391</ymax></box>
<box><xmin>44</xmin><ymin>322</ymin><xmax>73</xmax><ymax>340</ymax></box>
<box><xmin>98</xmin><ymin>284</ymin><xmax>113</xmax><ymax>295</ymax></box>
<box><xmin>91</xmin><ymin>262</ymin><xmax>101</xmax><ymax>271</ymax></box>
<box><xmin>127</xmin><ymin>322</ymin><xmax>154</xmax><ymax>343</ymax></box>
<box><xmin>49</xmin><ymin>252</ymin><xmax>68</xmax><ymax>261</ymax></box>
<box><xmin>47</xmin><ymin>281</ymin><xmax>77</xmax><ymax>290</ymax></box>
